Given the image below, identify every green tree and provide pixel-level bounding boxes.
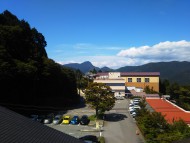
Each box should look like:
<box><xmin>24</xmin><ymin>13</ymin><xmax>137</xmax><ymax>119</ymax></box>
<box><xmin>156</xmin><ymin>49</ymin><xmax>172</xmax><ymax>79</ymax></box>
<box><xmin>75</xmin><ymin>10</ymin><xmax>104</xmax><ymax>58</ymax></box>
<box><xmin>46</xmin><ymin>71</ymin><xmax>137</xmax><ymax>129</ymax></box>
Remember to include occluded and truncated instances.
<box><xmin>0</xmin><ymin>10</ymin><xmax>80</xmax><ymax>108</ymax></box>
<box><xmin>144</xmin><ymin>85</ymin><xmax>157</xmax><ymax>94</ymax></box>
<box><xmin>84</xmin><ymin>82</ymin><xmax>115</xmax><ymax>117</ymax></box>
<box><xmin>75</xmin><ymin>69</ymin><xmax>83</xmax><ymax>95</ymax></box>
<box><xmin>90</xmin><ymin>68</ymin><xmax>97</xmax><ymax>74</ymax></box>
<box><xmin>169</xmin><ymin>83</ymin><xmax>180</xmax><ymax>99</ymax></box>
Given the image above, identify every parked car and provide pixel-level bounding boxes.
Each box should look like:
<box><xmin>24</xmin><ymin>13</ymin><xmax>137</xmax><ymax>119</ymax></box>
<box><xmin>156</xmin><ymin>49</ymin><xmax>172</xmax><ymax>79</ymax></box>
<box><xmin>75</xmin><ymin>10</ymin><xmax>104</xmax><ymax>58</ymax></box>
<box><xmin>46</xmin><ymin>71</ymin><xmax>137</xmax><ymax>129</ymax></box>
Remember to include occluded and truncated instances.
<box><xmin>53</xmin><ymin>114</ymin><xmax>63</xmax><ymax>125</ymax></box>
<box><xmin>80</xmin><ymin>115</ymin><xmax>89</xmax><ymax>125</ymax></box>
<box><xmin>131</xmin><ymin>112</ymin><xmax>136</xmax><ymax>118</ymax></box>
<box><xmin>115</xmin><ymin>95</ymin><xmax>125</xmax><ymax>100</ymax></box>
<box><xmin>79</xmin><ymin>135</ymin><xmax>99</xmax><ymax>143</ymax></box>
<box><xmin>30</xmin><ymin>114</ymin><xmax>38</xmax><ymax>121</ymax></box>
<box><xmin>37</xmin><ymin>115</ymin><xmax>45</xmax><ymax>123</ymax></box>
<box><xmin>129</xmin><ymin>103</ymin><xmax>134</xmax><ymax>107</ymax></box>
<box><xmin>129</xmin><ymin>108</ymin><xmax>135</xmax><ymax>114</ymax></box>
<box><xmin>129</xmin><ymin>106</ymin><xmax>134</xmax><ymax>110</ymax></box>
<box><xmin>62</xmin><ymin>115</ymin><xmax>70</xmax><ymax>124</ymax></box>
<box><xmin>70</xmin><ymin>115</ymin><xmax>80</xmax><ymax>125</ymax></box>
<box><xmin>133</xmin><ymin>98</ymin><xmax>141</xmax><ymax>101</ymax></box>
<box><xmin>133</xmin><ymin>105</ymin><xmax>141</xmax><ymax>110</ymax></box>
<box><xmin>133</xmin><ymin>101</ymin><xmax>139</xmax><ymax>105</ymax></box>
<box><xmin>43</xmin><ymin>113</ymin><xmax>54</xmax><ymax>124</ymax></box>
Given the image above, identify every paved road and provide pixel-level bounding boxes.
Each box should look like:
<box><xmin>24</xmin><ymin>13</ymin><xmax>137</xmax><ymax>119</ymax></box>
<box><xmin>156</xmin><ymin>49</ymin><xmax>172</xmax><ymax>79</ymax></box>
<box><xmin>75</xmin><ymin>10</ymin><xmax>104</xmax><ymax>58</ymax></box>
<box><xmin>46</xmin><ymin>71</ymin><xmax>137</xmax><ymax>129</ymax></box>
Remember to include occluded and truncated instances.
<box><xmin>103</xmin><ymin>99</ymin><xmax>145</xmax><ymax>143</ymax></box>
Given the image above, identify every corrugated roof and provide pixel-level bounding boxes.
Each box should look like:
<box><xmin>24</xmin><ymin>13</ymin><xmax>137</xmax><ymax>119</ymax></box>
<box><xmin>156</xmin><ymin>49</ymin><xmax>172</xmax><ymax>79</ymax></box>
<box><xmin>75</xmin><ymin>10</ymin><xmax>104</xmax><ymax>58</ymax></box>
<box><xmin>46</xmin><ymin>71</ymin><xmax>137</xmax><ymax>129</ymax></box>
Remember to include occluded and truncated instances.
<box><xmin>96</xmin><ymin>72</ymin><xmax>108</xmax><ymax>76</ymax></box>
<box><xmin>121</xmin><ymin>72</ymin><xmax>160</xmax><ymax>76</ymax></box>
<box><xmin>0</xmin><ymin>106</ymin><xmax>84</xmax><ymax>143</ymax></box>
<box><xmin>96</xmin><ymin>72</ymin><xmax>160</xmax><ymax>76</ymax></box>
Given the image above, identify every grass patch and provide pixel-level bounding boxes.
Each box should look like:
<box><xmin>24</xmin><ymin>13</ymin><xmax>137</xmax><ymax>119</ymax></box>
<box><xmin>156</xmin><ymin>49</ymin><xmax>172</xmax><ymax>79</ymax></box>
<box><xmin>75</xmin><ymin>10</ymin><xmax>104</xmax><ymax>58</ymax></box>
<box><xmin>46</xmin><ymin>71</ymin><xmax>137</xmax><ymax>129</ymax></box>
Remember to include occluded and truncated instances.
<box><xmin>88</xmin><ymin>114</ymin><xmax>97</xmax><ymax>121</ymax></box>
<box><xmin>98</xmin><ymin>136</ymin><xmax>105</xmax><ymax>143</ymax></box>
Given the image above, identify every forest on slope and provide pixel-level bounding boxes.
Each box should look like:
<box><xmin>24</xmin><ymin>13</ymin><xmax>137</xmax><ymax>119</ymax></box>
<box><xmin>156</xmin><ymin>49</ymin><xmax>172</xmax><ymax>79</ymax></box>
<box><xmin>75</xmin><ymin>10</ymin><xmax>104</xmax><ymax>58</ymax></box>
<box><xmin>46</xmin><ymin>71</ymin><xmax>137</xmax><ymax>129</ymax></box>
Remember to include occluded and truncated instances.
<box><xmin>0</xmin><ymin>10</ymin><xmax>80</xmax><ymax>109</ymax></box>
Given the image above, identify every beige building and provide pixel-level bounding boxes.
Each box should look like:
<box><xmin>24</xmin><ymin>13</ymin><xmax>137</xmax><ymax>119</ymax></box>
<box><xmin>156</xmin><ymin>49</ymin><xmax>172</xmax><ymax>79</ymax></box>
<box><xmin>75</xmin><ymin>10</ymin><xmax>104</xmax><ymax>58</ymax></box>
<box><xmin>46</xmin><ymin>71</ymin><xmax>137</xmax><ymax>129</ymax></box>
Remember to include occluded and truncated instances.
<box><xmin>94</xmin><ymin>72</ymin><xmax>160</xmax><ymax>96</ymax></box>
<box><xmin>94</xmin><ymin>72</ymin><xmax>125</xmax><ymax>96</ymax></box>
<box><xmin>121</xmin><ymin>72</ymin><xmax>160</xmax><ymax>92</ymax></box>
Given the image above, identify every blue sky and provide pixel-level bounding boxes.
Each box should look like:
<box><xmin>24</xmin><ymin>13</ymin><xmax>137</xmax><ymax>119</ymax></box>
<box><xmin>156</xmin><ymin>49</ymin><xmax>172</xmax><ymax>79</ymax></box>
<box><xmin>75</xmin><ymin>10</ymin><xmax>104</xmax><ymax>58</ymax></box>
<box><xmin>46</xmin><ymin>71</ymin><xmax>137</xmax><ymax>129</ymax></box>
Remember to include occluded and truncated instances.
<box><xmin>1</xmin><ymin>0</ymin><xmax>190</xmax><ymax>68</ymax></box>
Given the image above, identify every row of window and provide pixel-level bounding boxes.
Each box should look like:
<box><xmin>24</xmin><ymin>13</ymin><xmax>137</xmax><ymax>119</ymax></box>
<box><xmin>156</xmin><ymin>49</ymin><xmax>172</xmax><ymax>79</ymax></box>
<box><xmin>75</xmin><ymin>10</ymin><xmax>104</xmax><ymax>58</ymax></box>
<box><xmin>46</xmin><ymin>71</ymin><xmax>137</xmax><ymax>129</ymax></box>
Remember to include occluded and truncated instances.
<box><xmin>128</xmin><ymin>78</ymin><xmax>150</xmax><ymax>83</ymax></box>
<box><xmin>104</xmin><ymin>78</ymin><xmax>150</xmax><ymax>86</ymax></box>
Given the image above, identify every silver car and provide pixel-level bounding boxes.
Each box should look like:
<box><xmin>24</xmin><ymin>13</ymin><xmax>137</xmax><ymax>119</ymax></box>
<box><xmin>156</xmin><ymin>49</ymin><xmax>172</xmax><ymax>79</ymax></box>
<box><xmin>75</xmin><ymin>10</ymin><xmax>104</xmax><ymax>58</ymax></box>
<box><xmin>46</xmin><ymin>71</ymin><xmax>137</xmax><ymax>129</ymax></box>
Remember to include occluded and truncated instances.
<box><xmin>43</xmin><ymin>113</ymin><xmax>54</xmax><ymax>124</ymax></box>
<box><xmin>53</xmin><ymin>114</ymin><xmax>63</xmax><ymax>125</ymax></box>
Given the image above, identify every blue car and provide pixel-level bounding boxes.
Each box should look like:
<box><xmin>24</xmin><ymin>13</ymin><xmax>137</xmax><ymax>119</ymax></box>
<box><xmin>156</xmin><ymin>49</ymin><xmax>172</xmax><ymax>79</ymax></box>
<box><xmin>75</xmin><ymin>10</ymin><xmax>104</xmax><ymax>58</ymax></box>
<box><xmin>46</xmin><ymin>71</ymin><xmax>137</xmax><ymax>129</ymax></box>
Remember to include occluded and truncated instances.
<box><xmin>70</xmin><ymin>116</ymin><xmax>80</xmax><ymax>125</ymax></box>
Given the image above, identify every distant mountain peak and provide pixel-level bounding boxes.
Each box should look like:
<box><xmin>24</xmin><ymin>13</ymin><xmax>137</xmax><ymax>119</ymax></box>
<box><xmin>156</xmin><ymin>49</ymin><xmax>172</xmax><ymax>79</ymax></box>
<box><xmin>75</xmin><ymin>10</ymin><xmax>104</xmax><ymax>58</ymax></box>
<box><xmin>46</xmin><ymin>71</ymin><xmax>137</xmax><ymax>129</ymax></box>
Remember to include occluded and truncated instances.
<box><xmin>82</xmin><ymin>61</ymin><xmax>92</xmax><ymax>64</ymax></box>
<box><xmin>81</xmin><ymin>61</ymin><xmax>93</xmax><ymax>66</ymax></box>
<box><xmin>63</xmin><ymin>61</ymin><xmax>99</xmax><ymax>73</ymax></box>
<box><xmin>63</xmin><ymin>61</ymin><xmax>114</xmax><ymax>73</ymax></box>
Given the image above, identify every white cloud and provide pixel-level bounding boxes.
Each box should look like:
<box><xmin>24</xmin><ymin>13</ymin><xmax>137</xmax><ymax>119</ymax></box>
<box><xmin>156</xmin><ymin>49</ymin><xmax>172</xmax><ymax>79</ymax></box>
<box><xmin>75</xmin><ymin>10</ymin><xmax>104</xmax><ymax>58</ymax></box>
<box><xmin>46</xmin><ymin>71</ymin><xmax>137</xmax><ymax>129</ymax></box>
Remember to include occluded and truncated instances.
<box><xmin>55</xmin><ymin>40</ymin><xmax>190</xmax><ymax>69</ymax></box>
<box><xmin>117</xmin><ymin>40</ymin><xmax>190</xmax><ymax>62</ymax></box>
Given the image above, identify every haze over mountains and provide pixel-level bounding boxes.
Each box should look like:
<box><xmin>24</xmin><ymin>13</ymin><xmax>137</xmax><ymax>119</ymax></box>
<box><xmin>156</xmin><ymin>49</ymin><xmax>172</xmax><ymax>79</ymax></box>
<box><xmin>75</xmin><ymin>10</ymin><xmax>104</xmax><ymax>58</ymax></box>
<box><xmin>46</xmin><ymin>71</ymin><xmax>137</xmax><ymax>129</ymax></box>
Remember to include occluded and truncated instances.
<box><xmin>63</xmin><ymin>61</ymin><xmax>190</xmax><ymax>85</ymax></box>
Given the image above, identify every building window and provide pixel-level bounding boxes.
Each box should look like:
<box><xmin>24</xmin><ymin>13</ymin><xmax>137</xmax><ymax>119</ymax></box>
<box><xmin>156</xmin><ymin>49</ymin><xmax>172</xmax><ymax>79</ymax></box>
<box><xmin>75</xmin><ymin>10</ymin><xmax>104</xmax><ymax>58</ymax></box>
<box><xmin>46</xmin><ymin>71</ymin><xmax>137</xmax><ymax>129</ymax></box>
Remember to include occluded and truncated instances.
<box><xmin>145</xmin><ymin>78</ymin><xmax>150</xmax><ymax>82</ymax></box>
<box><xmin>137</xmin><ymin>78</ymin><xmax>141</xmax><ymax>82</ymax></box>
<box><xmin>128</xmin><ymin>78</ymin><xmax>132</xmax><ymax>82</ymax></box>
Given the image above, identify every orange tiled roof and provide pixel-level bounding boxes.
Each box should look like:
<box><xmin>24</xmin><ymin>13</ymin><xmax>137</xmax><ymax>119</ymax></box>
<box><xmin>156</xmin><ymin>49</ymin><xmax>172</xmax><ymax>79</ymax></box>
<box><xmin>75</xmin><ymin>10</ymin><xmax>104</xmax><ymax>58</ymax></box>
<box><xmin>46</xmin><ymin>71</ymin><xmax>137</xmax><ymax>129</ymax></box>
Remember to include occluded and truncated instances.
<box><xmin>146</xmin><ymin>99</ymin><xmax>190</xmax><ymax>124</ymax></box>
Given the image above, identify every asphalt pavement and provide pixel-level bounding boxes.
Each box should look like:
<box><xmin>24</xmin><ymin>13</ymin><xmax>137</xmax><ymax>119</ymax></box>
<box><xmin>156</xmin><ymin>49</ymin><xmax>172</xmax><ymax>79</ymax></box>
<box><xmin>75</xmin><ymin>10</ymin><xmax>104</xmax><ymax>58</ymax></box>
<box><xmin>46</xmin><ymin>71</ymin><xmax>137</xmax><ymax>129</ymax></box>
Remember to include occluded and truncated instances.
<box><xmin>103</xmin><ymin>99</ymin><xmax>145</xmax><ymax>143</ymax></box>
<box><xmin>45</xmin><ymin>98</ymin><xmax>145</xmax><ymax>143</ymax></box>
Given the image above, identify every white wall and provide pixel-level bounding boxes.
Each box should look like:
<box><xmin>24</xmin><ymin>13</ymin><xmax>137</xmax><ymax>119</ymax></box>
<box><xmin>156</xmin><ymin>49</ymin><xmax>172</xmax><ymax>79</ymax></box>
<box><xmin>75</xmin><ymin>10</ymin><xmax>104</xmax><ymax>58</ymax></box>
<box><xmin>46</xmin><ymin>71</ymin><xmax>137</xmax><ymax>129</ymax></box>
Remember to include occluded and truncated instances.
<box><xmin>108</xmin><ymin>72</ymin><xmax>121</xmax><ymax>79</ymax></box>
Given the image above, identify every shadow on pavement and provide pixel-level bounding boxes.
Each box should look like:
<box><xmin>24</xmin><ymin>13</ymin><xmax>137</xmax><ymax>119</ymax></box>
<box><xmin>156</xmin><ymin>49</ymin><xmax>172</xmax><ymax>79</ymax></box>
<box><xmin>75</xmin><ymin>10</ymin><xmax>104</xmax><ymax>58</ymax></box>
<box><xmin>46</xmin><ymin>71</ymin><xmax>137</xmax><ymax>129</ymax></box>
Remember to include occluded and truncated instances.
<box><xmin>104</xmin><ymin>113</ymin><xmax>128</xmax><ymax>122</ymax></box>
<box><xmin>68</xmin><ymin>96</ymin><xmax>87</xmax><ymax>110</ymax></box>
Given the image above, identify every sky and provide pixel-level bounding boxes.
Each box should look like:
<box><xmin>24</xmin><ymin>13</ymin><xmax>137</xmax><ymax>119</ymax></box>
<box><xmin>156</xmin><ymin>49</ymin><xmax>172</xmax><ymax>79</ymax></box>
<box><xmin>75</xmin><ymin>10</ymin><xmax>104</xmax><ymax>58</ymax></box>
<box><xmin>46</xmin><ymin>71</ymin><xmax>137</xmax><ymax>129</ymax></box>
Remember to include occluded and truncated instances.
<box><xmin>1</xmin><ymin>0</ymin><xmax>190</xmax><ymax>69</ymax></box>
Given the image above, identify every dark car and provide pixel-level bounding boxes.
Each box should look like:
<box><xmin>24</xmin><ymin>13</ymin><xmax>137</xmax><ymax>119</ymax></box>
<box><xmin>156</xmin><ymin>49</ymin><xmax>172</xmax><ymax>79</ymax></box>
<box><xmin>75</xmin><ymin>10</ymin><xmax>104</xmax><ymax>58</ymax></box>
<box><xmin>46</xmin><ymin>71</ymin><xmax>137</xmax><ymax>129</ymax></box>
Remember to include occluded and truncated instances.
<box><xmin>80</xmin><ymin>115</ymin><xmax>89</xmax><ymax>125</ymax></box>
<box><xmin>79</xmin><ymin>135</ymin><xmax>99</xmax><ymax>143</ymax></box>
<box><xmin>30</xmin><ymin>115</ymin><xmax>38</xmax><ymax>121</ymax></box>
<box><xmin>37</xmin><ymin>115</ymin><xmax>45</xmax><ymax>123</ymax></box>
<box><xmin>70</xmin><ymin>115</ymin><xmax>80</xmax><ymax>125</ymax></box>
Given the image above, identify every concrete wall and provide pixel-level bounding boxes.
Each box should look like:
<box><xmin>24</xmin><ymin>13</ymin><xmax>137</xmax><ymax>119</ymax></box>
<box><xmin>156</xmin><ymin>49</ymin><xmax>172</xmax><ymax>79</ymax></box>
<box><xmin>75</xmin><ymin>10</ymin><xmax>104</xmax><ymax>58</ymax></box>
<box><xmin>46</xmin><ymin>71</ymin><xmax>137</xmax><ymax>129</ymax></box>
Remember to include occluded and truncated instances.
<box><xmin>108</xmin><ymin>72</ymin><xmax>121</xmax><ymax>79</ymax></box>
<box><xmin>126</xmin><ymin>82</ymin><xmax>159</xmax><ymax>92</ymax></box>
<box><xmin>94</xmin><ymin>79</ymin><xmax>125</xmax><ymax>96</ymax></box>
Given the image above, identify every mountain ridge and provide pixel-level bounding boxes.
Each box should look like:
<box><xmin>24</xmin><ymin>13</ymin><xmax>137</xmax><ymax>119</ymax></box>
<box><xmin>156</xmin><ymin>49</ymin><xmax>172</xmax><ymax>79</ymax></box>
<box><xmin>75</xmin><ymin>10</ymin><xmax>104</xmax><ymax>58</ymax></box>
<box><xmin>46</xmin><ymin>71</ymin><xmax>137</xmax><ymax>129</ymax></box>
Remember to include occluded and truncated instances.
<box><xmin>63</xmin><ymin>61</ymin><xmax>190</xmax><ymax>85</ymax></box>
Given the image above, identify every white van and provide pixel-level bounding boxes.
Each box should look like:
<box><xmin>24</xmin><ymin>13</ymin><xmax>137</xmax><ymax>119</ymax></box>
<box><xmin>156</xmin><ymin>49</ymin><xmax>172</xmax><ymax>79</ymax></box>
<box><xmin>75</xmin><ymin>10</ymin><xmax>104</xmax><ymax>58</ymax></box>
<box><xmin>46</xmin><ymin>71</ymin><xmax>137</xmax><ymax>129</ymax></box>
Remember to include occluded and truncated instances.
<box><xmin>115</xmin><ymin>95</ymin><xmax>125</xmax><ymax>100</ymax></box>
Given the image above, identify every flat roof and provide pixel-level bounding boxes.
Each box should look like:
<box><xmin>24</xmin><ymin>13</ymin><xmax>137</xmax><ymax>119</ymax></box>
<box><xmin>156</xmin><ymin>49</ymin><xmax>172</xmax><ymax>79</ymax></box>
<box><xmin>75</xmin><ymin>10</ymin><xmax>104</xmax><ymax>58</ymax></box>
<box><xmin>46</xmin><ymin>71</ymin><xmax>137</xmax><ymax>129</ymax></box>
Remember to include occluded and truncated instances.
<box><xmin>121</xmin><ymin>72</ymin><xmax>160</xmax><ymax>76</ymax></box>
<box><xmin>96</xmin><ymin>72</ymin><xmax>160</xmax><ymax>76</ymax></box>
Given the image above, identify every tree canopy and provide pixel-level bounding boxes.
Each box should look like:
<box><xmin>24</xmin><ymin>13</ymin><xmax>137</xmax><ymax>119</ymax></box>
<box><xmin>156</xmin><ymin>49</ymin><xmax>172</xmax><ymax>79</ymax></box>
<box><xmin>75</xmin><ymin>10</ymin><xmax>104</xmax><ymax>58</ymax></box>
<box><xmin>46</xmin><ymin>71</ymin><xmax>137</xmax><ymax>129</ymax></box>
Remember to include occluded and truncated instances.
<box><xmin>0</xmin><ymin>10</ymin><xmax>80</xmax><ymax>110</ymax></box>
<box><xmin>136</xmin><ymin>99</ymin><xmax>190</xmax><ymax>143</ymax></box>
<box><xmin>84</xmin><ymin>82</ymin><xmax>115</xmax><ymax>117</ymax></box>
<box><xmin>160</xmin><ymin>79</ymin><xmax>190</xmax><ymax>110</ymax></box>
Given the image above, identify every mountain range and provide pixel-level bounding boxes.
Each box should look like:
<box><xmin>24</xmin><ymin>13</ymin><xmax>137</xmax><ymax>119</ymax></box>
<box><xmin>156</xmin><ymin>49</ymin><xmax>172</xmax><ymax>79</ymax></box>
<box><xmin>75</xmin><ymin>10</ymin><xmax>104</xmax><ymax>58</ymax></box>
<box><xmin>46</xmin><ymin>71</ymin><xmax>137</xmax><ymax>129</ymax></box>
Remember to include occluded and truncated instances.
<box><xmin>63</xmin><ymin>61</ymin><xmax>190</xmax><ymax>85</ymax></box>
<box><xmin>63</xmin><ymin>61</ymin><xmax>113</xmax><ymax>73</ymax></box>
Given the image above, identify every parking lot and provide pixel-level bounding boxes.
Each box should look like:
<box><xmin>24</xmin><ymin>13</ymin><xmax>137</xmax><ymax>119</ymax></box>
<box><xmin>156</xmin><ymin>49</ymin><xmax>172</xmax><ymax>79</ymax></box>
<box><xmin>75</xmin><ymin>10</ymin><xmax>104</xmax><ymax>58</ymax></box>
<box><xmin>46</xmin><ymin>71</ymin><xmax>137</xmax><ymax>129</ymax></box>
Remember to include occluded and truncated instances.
<box><xmin>29</xmin><ymin>98</ymin><xmax>145</xmax><ymax>143</ymax></box>
<box><xmin>38</xmin><ymin>107</ymin><xmax>101</xmax><ymax>139</ymax></box>
<box><xmin>46</xmin><ymin>123</ymin><xmax>100</xmax><ymax>138</ymax></box>
<box><xmin>43</xmin><ymin>98</ymin><xmax>145</xmax><ymax>143</ymax></box>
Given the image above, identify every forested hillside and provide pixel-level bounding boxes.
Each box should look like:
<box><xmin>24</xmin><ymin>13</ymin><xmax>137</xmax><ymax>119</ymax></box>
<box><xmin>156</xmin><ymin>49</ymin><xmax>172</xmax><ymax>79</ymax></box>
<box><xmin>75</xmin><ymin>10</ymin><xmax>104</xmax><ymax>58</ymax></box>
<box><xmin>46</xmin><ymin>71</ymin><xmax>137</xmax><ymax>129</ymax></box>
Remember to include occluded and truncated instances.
<box><xmin>0</xmin><ymin>10</ymin><xmax>80</xmax><ymax>108</ymax></box>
